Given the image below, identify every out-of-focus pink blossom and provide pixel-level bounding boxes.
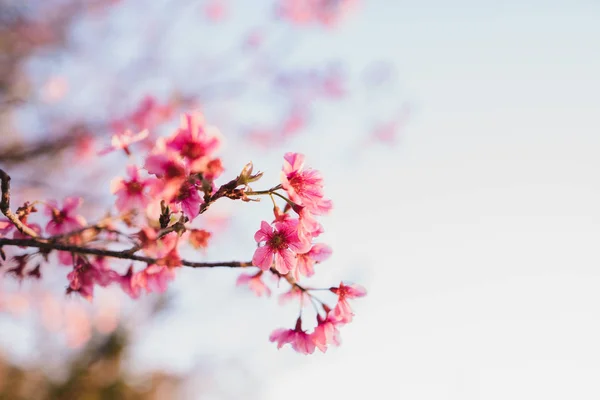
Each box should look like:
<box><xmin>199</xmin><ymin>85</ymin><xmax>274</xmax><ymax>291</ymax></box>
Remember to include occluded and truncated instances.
<box><xmin>312</xmin><ymin>312</ymin><xmax>342</xmax><ymax>352</ymax></box>
<box><xmin>111</xmin><ymin>165</ymin><xmax>152</xmax><ymax>212</ymax></box>
<box><xmin>64</xmin><ymin>302</ymin><xmax>92</xmax><ymax>349</ymax></box>
<box><xmin>236</xmin><ymin>271</ymin><xmax>271</xmax><ymax>297</ymax></box>
<box><xmin>66</xmin><ymin>257</ymin><xmax>118</xmax><ymax>301</ymax></box>
<box><xmin>12</xmin><ymin>223</ymin><xmax>42</xmax><ymax>241</ymax></box>
<box><xmin>0</xmin><ymin>219</ymin><xmax>12</xmax><ymax>236</ymax></box>
<box><xmin>278</xmin><ymin>285</ymin><xmax>305</xmax><ymax>306</ymax></box>
<box><xmin>269</xmin><ymin>318</ymin><xmax>315</xmax><ymax>354</ymax></box>
<box><xmin>137</xmin><ymin>264</ymin><xmax>176</xmax><ymax>294</ymax></box>
<box><xmin>173</xmin><ymin>179</ymin><xmax>203</xmax><ymax>221</ymax></box>
<box><xmin>130</xmin><ymin>96</ymin><xmax>174</xmax><ymax>132</ymax></box>
<box><xmin>98</xmin><ymin>129</ymin><xmax>149</xmax><ymax>156</ymax></box>
<box><xmin>40</xmin><ymin>75</ymin><xmax>68</xmax><ymax>103</ymax></box>
<box><xmin>276</xmin><ymin>0</ymin><xmax>357</xmax><ymax>27</ymax></box>
<box><xmin>205</xmin><ymin>0</ymin><xmax>227</xmax><ymax>21</ymax></box>
<box><xmin>166</xmin><ymin>113</ymin><xmax>220</xmax><ymax>173</ymax></box>
<box><xmin>44</xmin><ymin>197</ymin><xmax>86</xmax><ymax>235</ymax></box>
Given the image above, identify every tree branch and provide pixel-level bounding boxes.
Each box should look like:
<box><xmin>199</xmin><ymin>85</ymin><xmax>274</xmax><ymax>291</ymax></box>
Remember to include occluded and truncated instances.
<box><xmin>0</xmin><ymin>169</ymin><xmax>40</xmax><ymax>238</ymax></box>
<box><xmin>0</xmin><ymin>237</ymin><xmax>252</xmax><ymax>269</ymax></box>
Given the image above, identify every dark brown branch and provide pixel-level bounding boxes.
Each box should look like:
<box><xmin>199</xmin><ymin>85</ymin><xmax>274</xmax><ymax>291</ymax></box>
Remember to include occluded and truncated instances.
<box><xmin>0</xmin><ymin>131</ymin><xmax>84</xmax><ymax>165</ymax></box>
<box><xmin>0</xmin><ymin>237</ymin><xmax>252</xmax><ymax>269</ymax></box>
<box><xmin>0</xmin><ymin>169</ymin><xmax>40</xmax><ymax>238</ymax></box>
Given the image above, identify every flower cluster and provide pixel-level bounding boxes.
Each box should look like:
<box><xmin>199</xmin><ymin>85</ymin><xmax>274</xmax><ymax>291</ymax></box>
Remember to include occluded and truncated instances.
<box><xmin>276</xmin><ymin>0</ymin><xmax>357</xmax><ymax>26</ymax></box>
<box><xmin>0</xmin><ymin>111</ymin><xmax>365</xmax><ymax>354</ymax></box>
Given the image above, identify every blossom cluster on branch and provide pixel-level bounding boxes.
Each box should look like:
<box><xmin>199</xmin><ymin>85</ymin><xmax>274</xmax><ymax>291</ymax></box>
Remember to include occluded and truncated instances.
<box><xmin>0</xmin><ymin>112</ymin><xmax>365</xmax><ymax>354</ymax></box>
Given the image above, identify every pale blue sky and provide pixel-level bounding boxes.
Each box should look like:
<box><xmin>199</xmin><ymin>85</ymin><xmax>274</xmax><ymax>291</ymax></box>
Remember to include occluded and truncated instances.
<box><xmin>5</xmin><ymin>1</ymin><xmax>600</xmax><ymax>398</ymax></box>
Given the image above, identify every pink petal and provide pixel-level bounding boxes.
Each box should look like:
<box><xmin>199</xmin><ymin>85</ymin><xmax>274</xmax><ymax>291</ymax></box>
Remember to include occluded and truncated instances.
<box><xmin>309</xmin><ymin>244</ymin><xmax>332</xmax><ymax>262</ymax></box>
<box><xmin>252</xmin><ymin>246</ymin><xmax>273</xmax><ymax>271</ymax></box>
<box><xmin>274</xmin><ymin>249</ymin><xmax>297</xmax><ymax>274</ymax></box>
<box><xmin>283</xmin><ymin>152</ymin><xmax>305</xmax><ymax>174</ymax></box>
<box><xmin>254</xmin><ymin>221</ymin><xmax>273</xmax><ymax>243</ymax></box>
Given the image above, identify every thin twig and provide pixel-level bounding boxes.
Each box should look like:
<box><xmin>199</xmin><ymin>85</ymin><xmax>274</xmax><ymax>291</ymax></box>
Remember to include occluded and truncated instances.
<box><xmin>0</xmin><ymin>169</ymin><xmax>40</xmax><ymax>238</ymax></box>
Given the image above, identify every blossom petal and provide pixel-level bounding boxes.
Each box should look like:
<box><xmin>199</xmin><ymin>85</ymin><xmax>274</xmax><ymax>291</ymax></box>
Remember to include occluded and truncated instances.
<box><xmin>252</xmin><ymin>246</ymin><xmax>273</xmax><ymax>271</ymax></box>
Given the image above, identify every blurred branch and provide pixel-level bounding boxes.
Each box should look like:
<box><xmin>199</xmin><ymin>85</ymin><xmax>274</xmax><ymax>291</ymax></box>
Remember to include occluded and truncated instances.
<box><xmin>0</xmin><ymin>130</ymin><xmax>85</xmax><ymax>165</ymax></box>
<box><xmin>0</xmin><ymin>168</ymin><xmax>39</xmax><ymax>237</ymax></box>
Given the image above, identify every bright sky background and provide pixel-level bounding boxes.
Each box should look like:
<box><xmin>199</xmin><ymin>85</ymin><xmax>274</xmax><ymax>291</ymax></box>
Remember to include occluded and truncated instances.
<box><xmin>4</xmin><ymin>1</ymin><xmax>600</xmax><ymax>398</ymax></box>
<box><xmin>261</xmin><ymin>1</ymin><xmax>600</xmax><ymax>399</ymax></box>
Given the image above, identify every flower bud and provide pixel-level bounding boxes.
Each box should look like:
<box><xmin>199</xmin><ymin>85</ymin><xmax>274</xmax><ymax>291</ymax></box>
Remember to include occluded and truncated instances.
<box><xmin>237</xmin><ymin>162</ymin><xmax>264</xmax><ymax>186</ymax></box>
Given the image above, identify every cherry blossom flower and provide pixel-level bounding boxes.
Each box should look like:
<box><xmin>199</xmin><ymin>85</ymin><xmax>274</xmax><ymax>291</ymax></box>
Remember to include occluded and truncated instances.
<box><xmin>144</xmin><ymin>147</ymin><xmax>189</xmax><ymax>200</ymax></box>
<box><xmin>12</xmin><ymin>223</ymin><xmax>42</xmax><ymax>241</ymax></box>
<box><xmin>294</xmin><ymin>243</ymin><xmax>332</xmax><ymax>280</ymax></box>
<box><xmin>312</xmin><ymin>312</ymin><xmax>342</xmax><ymax>352</ymax></box>
<box><xmin>236</xmin><ymin>271</ymin><xmax>271</xmax><ymax>297</ymax></box>
<box><xmin>277</xmin><ymin>0</ymin><xmax>356</xmax><ymax>26</ymax></box>
<box><xmin>269</xmin><ymin>318</ymin><xmax>315</xmax><ymax>354</ymax></box>
<box><xmin>44</xmin><ymin>197</ymin><xmax>86</xmax><ymax>235</ymax></box>
<box><xmin>172</xmin><ymin>179</ymin><xmax>203</xmax><ymax>221</ymax></box>
<box><xmin>188</xmin><ymin>229</ymin><xmax>211</xmax><ymax>250</ymax></box>
<box><xmin>117</xmin><ymin>263</ymin><xmax>176</xmax><ymax>297</ymax></box>
<box><xmin>280</xmin><ymin>152</ymin><xmax>332</xmax><ymax>215</ymax></box>
<box><xmin>129</xmin><ymin>96</ymin><xmax>173</xmax><ymax>131</ymax></box>
<box><xmin>66</xmin><ymin>257</ymin><xmax>118</xmax><ymax>301</ymax></box>
<box><xmin>98</xmin><ymin>129</ymin><xmax>149</xmax><ymax>156</ymax></box>
<box><xmin>252</xmin><ymin>220</ymin><xmax>309</xmax><ymax>274</ymax></box>
<box><xmin>278</xmin><ymin>285</ymin><xmax>305</xmax><ymax>305</ymax></box>
<box><xmin>137</xmin><ymin>264</ymin><xmax>176</xmax><ymax>294</ymax></box>
<box><xmin>330</xmin><ymin>282</ymin><xmax>367</xmax><ymax>324</ymax></box>
<box><xmin>166</xmin><ymin>113</ymin><xmax>220</xmax><ymax>173</ymax></box>
<box><xmin>157</xmin><ymin>246</ymin><xmax>182</xmax><ymax>269</ymax></box>
<box><xmin>117</xmin><ymin>265</ymin><xmax>143</xmax><ymax>299</ymax></box>
<box><xmin>110</xmin><ymin>165</ymin><xmax>152</xmax><ymax>212</ymax></box>
<box><xmin>295</xmin><ymin>205</ymin><xmax>323</xmax><ymax>242</ymax></box>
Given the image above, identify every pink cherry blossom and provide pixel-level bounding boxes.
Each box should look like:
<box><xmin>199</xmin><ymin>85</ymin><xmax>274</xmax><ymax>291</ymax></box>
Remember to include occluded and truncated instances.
<box><xmin>166</xmin><ymin>113</ymin><xmax>220</xmax><ymax>173</ymax></box>
<box><xmin>66</xmin><ymin>257</ymin><xmax>118</xmax><ymax>301</ymax></box>
<box><xmin>138</xmin><ymin>264</ymin><xmax>176</xmax><ymax>294</ymax></box>
<box><xmin>278</xmin><ymin>285</ymin><xmax>305</xmax><ymax>306</ymax></box>
<box><xmin>129</xmin><ymin>95</ymin><xmax>173</xmax><ymax>131</ymax></box>
<box><xmin>295</xmin><ymin>205</ymin><xmax>323</xmax><ymax>242</ymax></box>
<box><xmin>252</xmin><ymin>220</ymin><xmax>309</xmax><ymax>274</ymax></box>
<box><xmin>277</xmin><ymin>0</ymin><xmax>356</xmax><ymax>27</ymax></box>
<box><xmin>294</xmin><ymin>243</ymin><xmax>332</xmax><ymax>280</ymax></box>
<box><xmin>280</xmin><ymin>152</ymin><xmax>332</xmax><ymax>215</ymax></box>
<box><xmin>330</xmin><ymin>282</ymin><xmax>367</xmax><ymax>324</ymax></box>
<box><xmin>172</xmin><ymin>179</ymin><xmax>203</xmax><ymax>221</ymax></box>
<box><xmin>269</xmin><ymin>319</ymin><xmax>315</xmax><ymax>354</ymax></box>
<box><xmin>144</xmin><ymin>149</ymin><xmax>189</xmax><ymax>200</ymax></box>
<box><xmin>136</xmin><ymin>228</ymin><xmax>178</xmax><ymax>259</ymax></box>
<box><xmin>110</xmin><ymin>165</ymin><xmax>152</xmax><ymax>212</ymax></box>
<box><xmin>236</xmin><ymin>271</ymin><xmax>271</xmax><ymax>297</ymax></box>
<box><xmin>13</xmin><ymin>223</ymin><xmax>42</xmax><ymax>241</ymax></box>
<box><xmin>98</xmin><ymin>129</ymin><xmax>148</xmax><ymax>156</ymax></box>
<box><xmin>117</xmin><ymin>265</ymin><xmax>142</xmax><ymax>299</ymax></box>
<box><xmin>44</xmin><ymin>197</ymin><xmax>86</xmax><ymax>235</ymax></box>
<box><xmin>311</xmin><ymin>313</ymin><xmax>342</xmax><ymax>353</ymax></box>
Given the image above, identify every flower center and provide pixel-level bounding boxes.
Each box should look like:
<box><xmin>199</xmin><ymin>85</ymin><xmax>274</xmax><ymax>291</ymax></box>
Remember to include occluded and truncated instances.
<box><xmin>268</xmin><ymin>233</ymin><xmax>287</xmax><ymax>250</ymax></box>
<box><xmin>52</xmin><ymin>209</ymin><xmax>67</xmax><ymax>224</ymax></box>
<box><xmin>165</xmin><ymin>162</ymin><xmax>184</xmax><ymax>179</ymax></box>
<box><xmin>127</xmin><ymin>181</ymin><xmax>143</xmax><ymax>194</ymax></box>
<box><xmin>181</xmin><ymin>141</ymin><xmax>205</xmax><ymax>160</ymax></box>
